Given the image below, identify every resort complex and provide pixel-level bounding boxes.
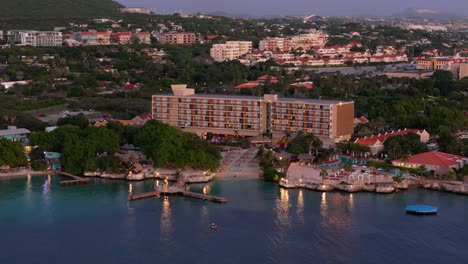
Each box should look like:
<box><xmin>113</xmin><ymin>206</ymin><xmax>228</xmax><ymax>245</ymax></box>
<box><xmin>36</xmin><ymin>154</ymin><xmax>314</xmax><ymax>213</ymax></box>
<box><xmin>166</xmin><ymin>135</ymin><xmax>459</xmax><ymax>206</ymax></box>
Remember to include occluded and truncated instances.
<box><xmin>152</xmin><ymin>85</ymin><xmax>354</xmax><ymax>144</ymax></box>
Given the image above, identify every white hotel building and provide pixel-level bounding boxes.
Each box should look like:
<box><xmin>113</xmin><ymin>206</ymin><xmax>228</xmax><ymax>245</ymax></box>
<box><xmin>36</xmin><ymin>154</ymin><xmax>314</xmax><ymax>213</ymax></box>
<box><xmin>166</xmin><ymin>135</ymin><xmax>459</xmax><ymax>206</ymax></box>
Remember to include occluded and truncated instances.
<box><xmin>210</xmin><ymin>41</ymin><xmax>253</xmax><ymax>62</ymax></box>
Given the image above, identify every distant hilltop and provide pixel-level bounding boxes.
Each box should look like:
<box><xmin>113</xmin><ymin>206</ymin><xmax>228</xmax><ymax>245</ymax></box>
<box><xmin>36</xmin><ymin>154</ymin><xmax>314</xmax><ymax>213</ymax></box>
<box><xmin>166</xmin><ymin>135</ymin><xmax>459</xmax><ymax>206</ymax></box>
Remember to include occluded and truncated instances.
<box><xmin>413</xmin><ymin>9</ymin><xmax>439</xmax><ymax>14</ymax></box>
<box><xmin>394</xmin><ymin>8</ymin><xmax>465</xmax><ymax>19</ymax></box>
<box><xmin>0</xmin><ymin>0</ymin><xmax>124</xmax><ymax>19</ymax></box>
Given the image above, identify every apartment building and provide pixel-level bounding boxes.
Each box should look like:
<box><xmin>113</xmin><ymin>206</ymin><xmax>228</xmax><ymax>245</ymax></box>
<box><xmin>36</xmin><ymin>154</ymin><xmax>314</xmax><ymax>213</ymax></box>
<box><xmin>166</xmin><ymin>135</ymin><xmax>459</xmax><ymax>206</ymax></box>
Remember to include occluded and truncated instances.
<box><xmin>7</xmin><ymin>30</ymin><xmax>62</xmax><ymax>47</ymax></box>
<box><xmin>152</xmin><ymin>85</ymin><xmax>354</xmax><ymax>144</ymax></box>
<box><xmin>96</xmin><ymin>32</ymin><xmax>111</xmax><ymax>45</ymax></box>
<box><xmin>113</xmin><ymin>31</ymin><xmax>133</xmax><ymax>44</ymax></box>
<box><xmin>288</xmin><ymin>32</ymin><xmax>328</xmax><ymax>50</ymax></box>
<box><xmin>259</xmin><ymin>37</ymin><xmax>291</xmax><ymax>52</ymax></box>
<box><xmin>159</xmin><ymin>32</ymin><xmax>197</xmax><ymax>45</ymax></box>
<box><xmin>453</xmin><ymin>63</ymin><xmax>468</xmax><ymax>80</ymax></box>
<box><xmin>136</xmin><ymin>32</ymin><xmax>151</xmax><ymax>44</ymax></box>
<box><xmin>416</xmin><ymin>57</ymin><xmax>468</xmax><ymax>70</ymax></box>
<box><xmin>210</xmin><ymin>41</ymin><xmax>253</xmax><ymax>62</ymax></box>
<box><xmin>75</xmin><ymin>32</ymin><xmax>97</xmax><ymax>46</ymax></box>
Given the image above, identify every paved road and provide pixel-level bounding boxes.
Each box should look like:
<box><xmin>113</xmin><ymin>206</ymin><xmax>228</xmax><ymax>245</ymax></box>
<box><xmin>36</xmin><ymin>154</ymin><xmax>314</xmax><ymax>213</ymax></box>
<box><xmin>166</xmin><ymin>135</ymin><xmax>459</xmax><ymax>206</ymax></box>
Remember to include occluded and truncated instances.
<box><xmin>38</xmin><ymin>110</ymin><xmax>96</xmax><ymax>124</ymax></box>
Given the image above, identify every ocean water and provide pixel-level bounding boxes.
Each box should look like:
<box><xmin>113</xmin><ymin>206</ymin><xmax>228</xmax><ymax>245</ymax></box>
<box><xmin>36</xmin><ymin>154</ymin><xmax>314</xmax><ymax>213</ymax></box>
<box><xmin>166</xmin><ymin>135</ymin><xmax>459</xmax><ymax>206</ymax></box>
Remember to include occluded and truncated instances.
<box><xmin>0</xmin><ymin>175</ymin><xmax>467</xmax><ymax>264</ymax></box>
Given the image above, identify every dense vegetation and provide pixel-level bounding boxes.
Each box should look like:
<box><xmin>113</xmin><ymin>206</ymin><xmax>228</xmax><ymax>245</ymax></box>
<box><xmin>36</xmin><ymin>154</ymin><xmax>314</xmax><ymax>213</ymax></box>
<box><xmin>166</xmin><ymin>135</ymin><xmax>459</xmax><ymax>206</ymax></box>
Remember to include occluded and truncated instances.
<box><xmin>0</xmin><ymin>0</ymin><xmax>122</xmax><ymax>19</ymax></box>
<box><xmin>135</xmin><ymin>120</ymin><xmax>221</xmax><ymax>170</ymax></box>
<box><xmin>0</xmin><ymin>138</ymin><xmax>28</xmax><ymax>168</ymax></box>
<box><xmin>29</xmin><ymin>119</ymin><xmax>221</xmax><ymax>174</ymax></box>
<box><xmin>0</xmin><ymin>96</ymin><xmax>48</xmax><ymax>131</ymax></box>
<box><xmin>286</xmin><ymin>132</ymin><xmax>323</xmax><ymax>156</ymax></box>
<box><xmin>258</xmin><ymin>148</ymin><xmax>285</xmax><ymax>182</ymax></box>
<box><xmin>383</xmin><ymin>133</ymin><xmax>429</xmax><ymax>160</ymax></box>
<box><xmin>29</xmin><ymin>125</ymin><xmax>121</xmax><ymax>175</ymax></box>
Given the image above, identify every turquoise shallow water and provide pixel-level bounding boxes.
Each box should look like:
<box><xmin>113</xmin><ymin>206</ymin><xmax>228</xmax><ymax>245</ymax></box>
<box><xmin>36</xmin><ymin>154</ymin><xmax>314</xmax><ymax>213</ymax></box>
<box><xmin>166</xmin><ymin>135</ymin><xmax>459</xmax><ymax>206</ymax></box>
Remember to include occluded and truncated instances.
<box><xmin>1</xmin><ymin>175</ymin><xmax>467</xmax><ymax>264</ymax></box>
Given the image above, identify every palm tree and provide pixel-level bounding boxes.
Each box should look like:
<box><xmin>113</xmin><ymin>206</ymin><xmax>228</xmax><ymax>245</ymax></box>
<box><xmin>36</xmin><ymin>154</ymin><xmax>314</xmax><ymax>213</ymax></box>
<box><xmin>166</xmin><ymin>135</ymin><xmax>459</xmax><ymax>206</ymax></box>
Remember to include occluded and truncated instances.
<box><xmin>308</xmin><ymin>135</ymin><xmax>323</xmax><ymax>157</ymax></box>
<box><xmin>283</xmin><ymin>130</ymin><xmax>291</xmax><ymax>141</ymax></box>
<box><xmin>320</xmin><ymin>169</ymin><xmax>328</xmax><ymax>184</ymax></box>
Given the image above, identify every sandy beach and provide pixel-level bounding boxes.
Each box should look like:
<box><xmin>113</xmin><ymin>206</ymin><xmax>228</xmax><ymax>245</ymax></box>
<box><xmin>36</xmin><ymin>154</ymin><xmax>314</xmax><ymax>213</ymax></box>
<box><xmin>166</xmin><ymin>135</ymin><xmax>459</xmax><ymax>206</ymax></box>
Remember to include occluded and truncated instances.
<box><xmin>215</xmin><ymin>148</ymin><xmax>262</xmax><ymax>180</ymax></box>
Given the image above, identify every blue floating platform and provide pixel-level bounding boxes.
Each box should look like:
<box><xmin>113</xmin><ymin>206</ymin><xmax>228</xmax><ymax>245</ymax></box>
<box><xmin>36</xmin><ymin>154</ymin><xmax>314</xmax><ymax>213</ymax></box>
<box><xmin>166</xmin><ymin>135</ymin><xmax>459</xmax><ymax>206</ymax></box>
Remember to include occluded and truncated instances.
<box><xmin>406</xmin><ymin>205</ymin><xmax>438</xmax><ymax>215</ymax></box>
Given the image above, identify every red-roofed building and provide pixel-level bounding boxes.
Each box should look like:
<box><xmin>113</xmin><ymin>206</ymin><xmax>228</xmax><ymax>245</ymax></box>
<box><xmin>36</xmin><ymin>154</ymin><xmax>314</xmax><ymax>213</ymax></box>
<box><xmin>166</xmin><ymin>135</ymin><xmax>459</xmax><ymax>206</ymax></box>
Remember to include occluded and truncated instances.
<box><xmin>392</xmin><ymin>151</ymin><xmax>468</xmax><ymax>175</ymax></box>
<box><xmin>354</xmin><ymin>116</ymin><xmax>369</xmax><ymax>126</ymax></box>
<box><xmin>124</xmin><ymin>82</ymin><xmax>143</xmax><ymax>90</ymax></box>
<box><xmin>113</xmin><ymin>32</ymin><xmax>133</xmax><ymax>44</ymax></box>
<box><xmin>131</xmin><ymin>113</ymin><xmax>152</xmax><ymax>125</ymax></box>
<box><xmin>355</xmin><ymin>128</ymin><xmax>430</xmax><ymax>154</ymax></box>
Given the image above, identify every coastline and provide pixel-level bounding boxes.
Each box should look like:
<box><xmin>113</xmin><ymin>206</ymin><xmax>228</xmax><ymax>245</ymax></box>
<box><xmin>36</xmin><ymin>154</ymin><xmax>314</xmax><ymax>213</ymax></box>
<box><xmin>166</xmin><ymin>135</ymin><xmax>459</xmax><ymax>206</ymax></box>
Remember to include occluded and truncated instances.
<box><xmin>0</xmin><ymin>170</ymin><xmax>50</xmax><ymax>180</ymax></box>
<box><xmin>278</xmin><ymin>178</ymin><xmax>468</xmax><ymax>195</ymax></box>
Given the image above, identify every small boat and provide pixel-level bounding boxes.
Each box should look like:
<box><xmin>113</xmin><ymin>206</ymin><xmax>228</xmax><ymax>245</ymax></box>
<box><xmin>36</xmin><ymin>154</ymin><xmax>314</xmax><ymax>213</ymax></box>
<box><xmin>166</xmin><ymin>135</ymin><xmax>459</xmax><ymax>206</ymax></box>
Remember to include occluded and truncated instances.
<box><xmin>406</xmin><ymin>204</ymin><xmax>438</xmax><ymax>215</ymax></box>
<box><xmin>209</xmin><ymin>223</ymin><xmax>218</xmax><ymax>230</ymax></box>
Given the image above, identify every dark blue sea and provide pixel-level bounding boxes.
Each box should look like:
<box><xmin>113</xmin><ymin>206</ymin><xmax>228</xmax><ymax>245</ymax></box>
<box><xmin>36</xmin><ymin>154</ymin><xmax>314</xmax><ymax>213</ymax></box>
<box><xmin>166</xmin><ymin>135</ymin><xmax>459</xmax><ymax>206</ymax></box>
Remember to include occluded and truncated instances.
<box><xmin>1</xmin><ymin>175</ymin><xmax>467</xmax><ymax>264</ymax></box>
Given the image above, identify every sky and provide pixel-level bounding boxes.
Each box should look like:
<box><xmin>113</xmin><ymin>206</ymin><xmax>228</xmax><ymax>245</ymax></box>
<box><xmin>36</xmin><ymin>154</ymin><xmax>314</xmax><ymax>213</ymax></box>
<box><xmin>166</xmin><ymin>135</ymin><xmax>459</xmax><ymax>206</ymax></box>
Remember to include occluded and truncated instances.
<box><xmin>117</xmin><ymin>0</ymin><xmax>468</xmax><ymax>16</ymax></box>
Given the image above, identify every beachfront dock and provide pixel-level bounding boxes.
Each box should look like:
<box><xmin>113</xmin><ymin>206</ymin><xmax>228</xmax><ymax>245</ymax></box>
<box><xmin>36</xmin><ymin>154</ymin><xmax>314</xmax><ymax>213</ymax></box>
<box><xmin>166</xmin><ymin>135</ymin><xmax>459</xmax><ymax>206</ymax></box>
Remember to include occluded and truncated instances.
<box><xmin>129</xmin><ymin>186</ymin><xmax>227</xmax><ymax>204</ymax></box>
<box><xmin>129</xmin><ymin>191</ymin><xmax>161</xmax><ymax>201</ymax></box>
<box><xmin>181</xmin><ymin>191</ymin><xmax>227</xmax><ymax>203</ymax></box>
<box><xmin>56</xmin><ymin>171</ymin><xmax>90</xmax><ymax>185</ymax></box>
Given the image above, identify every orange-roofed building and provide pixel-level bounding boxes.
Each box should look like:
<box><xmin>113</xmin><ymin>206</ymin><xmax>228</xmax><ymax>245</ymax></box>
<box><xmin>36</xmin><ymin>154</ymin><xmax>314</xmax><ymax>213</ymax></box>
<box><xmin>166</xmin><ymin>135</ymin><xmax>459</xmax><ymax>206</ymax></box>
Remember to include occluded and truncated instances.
<box><xmin>257</xmin><ymin>75</ymin><xmax>278</xmax><ymax>83</ymax></box>
<box><xmin>234</xmin><ymin>81</ymin><xmax>261</xmax><ymax>89</ymax></box>
<box><xmin>94</xmin><ymin>120</ymin><xmax>109</xmax><ymax>127</ymax></box>
<box><xmin>290</xmin><ymin>81</ymin><xmax>314</xmax><ymax>89</ymax></box>
<box><xmin>392</xmin><ymin>151</ymin><xmax>467</xmax><ymax>175</ymax></box>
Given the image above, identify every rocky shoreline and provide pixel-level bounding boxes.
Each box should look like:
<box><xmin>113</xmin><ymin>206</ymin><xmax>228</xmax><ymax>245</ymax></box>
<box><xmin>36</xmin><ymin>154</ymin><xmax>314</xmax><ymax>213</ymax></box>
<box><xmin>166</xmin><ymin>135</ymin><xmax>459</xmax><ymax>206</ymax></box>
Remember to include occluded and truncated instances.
<box><xmin>278</xmin><ymin>178</ymin><xmax>468</xmax><ymax>195</ymax></box>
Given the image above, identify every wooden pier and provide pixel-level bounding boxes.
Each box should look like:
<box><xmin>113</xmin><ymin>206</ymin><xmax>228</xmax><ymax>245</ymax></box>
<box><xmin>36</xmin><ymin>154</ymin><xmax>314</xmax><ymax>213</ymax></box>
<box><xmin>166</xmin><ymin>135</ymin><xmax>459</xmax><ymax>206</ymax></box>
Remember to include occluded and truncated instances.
<box><xmin>129</xmin><ymin>185</ymin><xmax>228</xmax><ymax>204</ymax></box>
<box><xmin>181</xmin><ymin>191</ymin><xmax>228</xmax><ymax>203</ymax></box>
<box><xmin>56</xmin><ymin>171</ymin><xmax>90</xmax><ymax>185</ymax></box>
<box><xmin>129</xmin><ymin>191</ymin><xmax>161</xmax><ymax>201</ymax></box>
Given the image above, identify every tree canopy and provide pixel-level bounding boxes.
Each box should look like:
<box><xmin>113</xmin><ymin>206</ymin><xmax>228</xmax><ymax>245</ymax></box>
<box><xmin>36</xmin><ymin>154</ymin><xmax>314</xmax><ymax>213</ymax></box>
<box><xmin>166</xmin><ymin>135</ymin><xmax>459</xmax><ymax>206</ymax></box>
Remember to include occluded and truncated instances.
<box><xmin>286</xmin><ymin>133</ymin><xmax>323</xmax><ymax>156</ymax></box>
<box><xmin>383</xmin><ymin>133</ymin><xmax>428</xmax><ymax>160</ymax></box>
<box><xmin>134</xmin><ymin>120</ymin><xmax>221</xmax><ymax>170</ymax></box>
<box><xmin>29</xmin><ymin>126</ymin><xmax>120</xmax><ymax>174</ymax></box>
<box><xmin>0</xmin><ymin>138</ymin><xmax>28</xmax><ymax>168</ymax></box>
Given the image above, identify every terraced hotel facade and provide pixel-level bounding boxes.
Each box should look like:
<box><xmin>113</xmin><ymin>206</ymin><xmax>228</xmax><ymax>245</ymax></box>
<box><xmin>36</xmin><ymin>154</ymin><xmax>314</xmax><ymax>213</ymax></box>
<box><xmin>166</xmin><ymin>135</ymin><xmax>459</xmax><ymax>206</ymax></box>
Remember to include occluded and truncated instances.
<box><xmin>152</xmin><ymin>85</ymin><xmax>354</xmax><ymax>144</ymax></box>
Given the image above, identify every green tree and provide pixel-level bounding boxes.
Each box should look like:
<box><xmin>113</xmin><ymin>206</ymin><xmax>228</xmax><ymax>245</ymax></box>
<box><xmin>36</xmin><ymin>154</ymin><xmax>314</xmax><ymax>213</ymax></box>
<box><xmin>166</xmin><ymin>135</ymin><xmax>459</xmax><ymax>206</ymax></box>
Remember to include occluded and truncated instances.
<box><xmin>0</xmin><ymin>138</ymin><xmax>28</xmax><ymax>168</ymax></box>
<box><xmin>57</xmin><ymin>114</ymin><xmax>89</xmax><ymax>129</ymax></box>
